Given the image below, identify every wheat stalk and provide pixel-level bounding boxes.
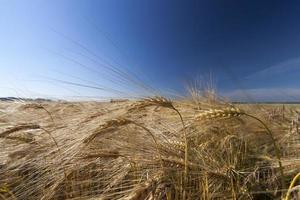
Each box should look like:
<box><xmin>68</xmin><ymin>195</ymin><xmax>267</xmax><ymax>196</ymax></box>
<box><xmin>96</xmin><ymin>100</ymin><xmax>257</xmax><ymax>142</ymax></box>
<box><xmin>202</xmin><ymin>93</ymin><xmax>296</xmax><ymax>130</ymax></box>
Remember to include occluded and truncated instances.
<box><xmin>132</xmin><ymin>97</ymin><xmax>190</xmax><ymax>184</ymax></box>
<box><xmin>194</xmin><ymin>106</ymin><xmax>286</xmax><ymax>190</ymax></box>
<box><xmin>129</xmin><ymin>96</ymin><xmax>191</xmax><ymax>197</ymax></box>
<box><xmin>284</xmin><ymin>172</ymin><xmax>300</xmax><ymax>200</ymax></box>
<box><xmin>21</xmin><ymin>103</ymin><xmax>54</xmax><ymax>122</ymax></box>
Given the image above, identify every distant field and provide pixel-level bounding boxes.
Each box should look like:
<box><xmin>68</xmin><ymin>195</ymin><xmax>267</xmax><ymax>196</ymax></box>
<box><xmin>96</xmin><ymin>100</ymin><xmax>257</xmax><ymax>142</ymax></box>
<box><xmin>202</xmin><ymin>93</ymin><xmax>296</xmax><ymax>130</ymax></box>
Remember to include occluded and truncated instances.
<box><xmin>0</xmin><ymin>99</ymin><xmax>300</xmax><ymax>199</ymax></box>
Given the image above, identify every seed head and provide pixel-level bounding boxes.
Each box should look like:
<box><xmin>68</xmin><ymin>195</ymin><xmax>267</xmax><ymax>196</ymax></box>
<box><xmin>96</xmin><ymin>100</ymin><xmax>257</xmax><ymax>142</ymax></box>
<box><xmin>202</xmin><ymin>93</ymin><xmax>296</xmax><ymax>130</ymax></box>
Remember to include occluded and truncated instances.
<box><xmin>195</xmin><ymin>107</ymin><xmax>244</xmax><ymax>121</ymax></box>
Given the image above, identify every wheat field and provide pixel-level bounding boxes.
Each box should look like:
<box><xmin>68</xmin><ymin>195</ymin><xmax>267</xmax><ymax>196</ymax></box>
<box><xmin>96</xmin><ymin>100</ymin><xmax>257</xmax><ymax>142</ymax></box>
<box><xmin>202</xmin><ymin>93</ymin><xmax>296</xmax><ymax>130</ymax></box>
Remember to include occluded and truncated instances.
<box><xmin>0</xmin><ymin>96</ymin><xmax>300</xmax><ymax>199</ymax></box>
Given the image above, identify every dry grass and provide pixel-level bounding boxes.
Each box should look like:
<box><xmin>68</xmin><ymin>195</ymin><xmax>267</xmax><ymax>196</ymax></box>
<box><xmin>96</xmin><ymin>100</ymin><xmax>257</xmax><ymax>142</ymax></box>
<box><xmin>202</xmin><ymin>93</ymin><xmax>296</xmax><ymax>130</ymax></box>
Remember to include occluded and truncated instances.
<box><xmin>0</xmin><ymin>96</ymin><xmax>300</xmax><ymax>199</ymax></box>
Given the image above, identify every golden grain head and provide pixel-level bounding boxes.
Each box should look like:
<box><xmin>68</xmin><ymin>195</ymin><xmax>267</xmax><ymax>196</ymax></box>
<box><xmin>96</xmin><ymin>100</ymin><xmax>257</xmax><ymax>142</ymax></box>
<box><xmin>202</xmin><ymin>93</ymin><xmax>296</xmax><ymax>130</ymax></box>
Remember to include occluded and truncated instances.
<box><xmin>142</xmin><ymin>96</ymin><xmax>173</xmax><ymax>108</ymax></box>
<box><xmin>128</xmin><ymin>96</ymin><xmax>175</xmax><ymax>113</ymax></box>
<box><xmin>195</xmin><ymin>107</ymin><xmax>244</xmax><ymax>121</ymax></box>
<box><xmin>84</xmin><ymin>118</ymin><xmax>132</xmax><ymax>144</ymax></box>
<box><xmin>103</xmin><ymin>118</ymin><xmax>132</xmax><ymax>128</ymax></box>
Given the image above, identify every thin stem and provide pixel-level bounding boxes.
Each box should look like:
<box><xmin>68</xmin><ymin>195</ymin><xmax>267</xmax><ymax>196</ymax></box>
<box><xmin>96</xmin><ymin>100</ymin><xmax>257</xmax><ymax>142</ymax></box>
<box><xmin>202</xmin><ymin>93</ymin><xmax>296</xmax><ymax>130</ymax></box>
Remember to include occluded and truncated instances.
<box><xmin>131</xmin><ymin>122</ymin><xmax>165</xmax><ymax>169</ymax></box>
<box><xmin>40</xmin><ymin>127</ymin><xmax>70</xmax><ymax>195</ymax></box>
<box><xmin>171</xmin><ymin>106</ymin><xmax>189</xmax><ymax>199</ymax></box>
<box><xmin>284</xmin><ymin>172</ymin><xmax>300</xmax><ymax>200</ymax></box>
<box><xmin>172</xmin><ymin>107</ymin><xmax>188</xmax><ymax>174</ymax></box>
<box><xmin>243</xmin><ymin>113</ymin><xmax>285</xmax><ymax>190</ymax></box>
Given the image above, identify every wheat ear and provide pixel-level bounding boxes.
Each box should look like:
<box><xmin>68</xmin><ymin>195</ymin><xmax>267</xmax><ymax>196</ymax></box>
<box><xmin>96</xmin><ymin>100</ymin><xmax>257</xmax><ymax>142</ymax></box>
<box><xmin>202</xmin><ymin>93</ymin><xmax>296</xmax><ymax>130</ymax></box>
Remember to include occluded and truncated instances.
<box><xmin>194</xmin><ymin>106</ymin><xmax>285</xmax><ymax>190</ymax></box>
<box><xmin>195</xmin><ymin>107</ymin><xmax>244</xmax><ymax>121</ymax></box>
<box><xmin>83</xmin><ymin>117</ymin><xmax>165</xmax><ymax>168</ymax></box>
<box><xmin>130</xmin><ymin>96</ymin><xmax>174</xmax><ymax>111</ymax></box>
<box><xmin>83</xmin><ymin>118</ymin><xmax>132</xmax><ymax>144</ymax></box>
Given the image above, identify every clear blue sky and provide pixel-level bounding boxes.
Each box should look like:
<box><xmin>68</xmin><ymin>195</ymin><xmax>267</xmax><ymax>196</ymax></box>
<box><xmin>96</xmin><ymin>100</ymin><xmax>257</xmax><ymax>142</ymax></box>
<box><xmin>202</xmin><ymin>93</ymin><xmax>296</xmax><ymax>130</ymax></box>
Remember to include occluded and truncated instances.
<box><xmin>1</xmin><ymin>0</ymin><xmax>300</xmax><ymax>101</ymax></box>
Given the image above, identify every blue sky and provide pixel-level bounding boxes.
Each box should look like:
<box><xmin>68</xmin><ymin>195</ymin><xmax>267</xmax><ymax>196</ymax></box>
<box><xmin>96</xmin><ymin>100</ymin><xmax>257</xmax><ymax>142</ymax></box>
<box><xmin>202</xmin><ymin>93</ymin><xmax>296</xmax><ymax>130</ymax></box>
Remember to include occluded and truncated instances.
<box><xmin>1</xmin><ymin>0</ymin><xmax>300</xmax><ymax>101</ymax></box>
